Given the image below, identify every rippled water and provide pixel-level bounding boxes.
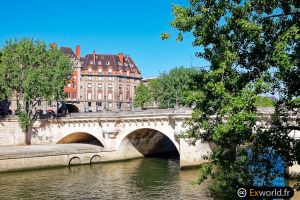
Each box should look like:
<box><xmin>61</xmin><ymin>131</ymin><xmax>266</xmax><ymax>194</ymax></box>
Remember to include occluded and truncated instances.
<box><xmin>0</xmin><ymin>158</ymin><xmax>211</xmax><ymax>200</ymax></box>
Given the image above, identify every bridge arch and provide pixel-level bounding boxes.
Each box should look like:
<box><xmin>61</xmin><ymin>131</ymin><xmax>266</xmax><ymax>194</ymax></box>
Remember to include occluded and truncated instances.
<box><xmin>117</xmin><ymin>127</ymin><xmax>179</xmax><ymax>158</ymax></box>
<box><xmin>57</xmin><ymin>132</ymin><xmax>104</xmax><ymax>147</ymax></box>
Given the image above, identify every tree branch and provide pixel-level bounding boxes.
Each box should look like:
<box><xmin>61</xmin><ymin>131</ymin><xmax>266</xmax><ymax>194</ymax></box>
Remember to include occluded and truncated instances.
<box><xmin>259</xmin><ymin>12</ymin><xmax>300</xmax><ymax>22</ymax></box>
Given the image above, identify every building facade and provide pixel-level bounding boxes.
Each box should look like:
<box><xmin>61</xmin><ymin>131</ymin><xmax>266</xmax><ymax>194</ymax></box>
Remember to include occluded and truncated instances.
<box><xmin>61</xmin><ymin>45</ymin><xmax>142</xmax><ymax>112</ymax></box>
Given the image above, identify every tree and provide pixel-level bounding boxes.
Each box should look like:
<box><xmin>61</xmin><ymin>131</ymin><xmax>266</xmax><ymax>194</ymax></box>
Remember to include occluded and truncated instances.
<box><xmin>255</xmin><ymin>96</ymin><xmax>276</xmax><ymax>107</ymax></box>
<box><xmin>0</xmin><ymin>38</ymin><xmax>72</xmax><ymax>144</ymax></box>
<box><xmin>134</xmin><ymin>83</ymin><xmax>151</xmax><ymax>109</ymax></box>
<box><xmin>164</xmin><ymin>0</ymin><xmax>300</xmax><ymax>198</ymax></box>
<box><xmin>148</xmin><ymin>67</ymin><xmax>201</xmax><ymax>108</ymax></box>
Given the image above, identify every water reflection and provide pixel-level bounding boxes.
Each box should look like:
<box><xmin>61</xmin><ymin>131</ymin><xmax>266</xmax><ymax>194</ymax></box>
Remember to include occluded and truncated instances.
<box><xmin>0</xmin><ymin>158</ymin><xmax>211</xmax><ymax>200</ymax></box>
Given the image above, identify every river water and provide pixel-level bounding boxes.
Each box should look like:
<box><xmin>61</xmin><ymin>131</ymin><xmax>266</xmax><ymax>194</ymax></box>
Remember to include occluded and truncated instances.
<box><xmin>0</xmin><ymin>158</ymin><xmax>211</xmax><ymax>200</ymax></box>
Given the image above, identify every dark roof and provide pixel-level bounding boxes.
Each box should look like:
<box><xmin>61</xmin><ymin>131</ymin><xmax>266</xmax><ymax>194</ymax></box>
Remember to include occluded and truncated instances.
<box><xmin>60</xmin><ymin>47</ymin><xmax>76</xmax><ymax>58</ymax></box>
<box><xmin>80</xmin><ymin>53</ymin><xmax>141</xmax><ymax>74</ymax></box>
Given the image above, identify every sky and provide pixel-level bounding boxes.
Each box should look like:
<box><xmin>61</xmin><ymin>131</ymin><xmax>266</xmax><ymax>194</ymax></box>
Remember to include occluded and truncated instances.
<box><xmin>0</xmin><ymin>0</ymin><xmax>209</xmax><ymax>78</ymax></box>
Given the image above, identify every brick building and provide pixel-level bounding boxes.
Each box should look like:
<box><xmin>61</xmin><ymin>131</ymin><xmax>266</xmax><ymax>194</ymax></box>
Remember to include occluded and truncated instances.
<box><xmin>61</xmin><ymin>45</ymin><xmax>142</xmax><ymax>112</ymax></box>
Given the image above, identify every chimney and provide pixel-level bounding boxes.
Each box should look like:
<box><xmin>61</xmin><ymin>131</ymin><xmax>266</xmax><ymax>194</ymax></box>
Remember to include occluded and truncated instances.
<box><xmin>51</xmin><ymin>42</ymin><xmax>57</xmax><ymax>48</ymax></box>
<box><xmin>93</xmin><ymin>51</ymin><xmax>96</xmax><ymax>64</ymax></box>
<box><xmin>76</xmin><ymin>45</ymin><xmax>80</xmax><ymax>59</ymax></box>
<box><xmin>118</xmin><ymin>53</ymin><xmax>124</xmax><ymax>65</ymax></box>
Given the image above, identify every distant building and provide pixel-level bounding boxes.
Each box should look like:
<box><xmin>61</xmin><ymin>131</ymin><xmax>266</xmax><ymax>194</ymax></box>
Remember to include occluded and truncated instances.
<box><xmin>141</xmin><ymin>77</ymin><xmax>158</xmax><ymax>86</ymax></box>
<box><xmin>61</xmin><ymin>45</ymin><xmax>143</xmax><ymax>112</ymax></box>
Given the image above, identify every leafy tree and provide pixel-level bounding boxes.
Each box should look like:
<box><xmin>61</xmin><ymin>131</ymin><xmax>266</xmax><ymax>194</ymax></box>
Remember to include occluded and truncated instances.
<box><xmin>0</xmin><ymin>38</ymin><xmax>72</xmax><ymax>144</ymax></box>
<box><xmin>255</xmin><ymin>96</ymin><xmax>276</xmax><ymax>107</ymax></box>
<box><xmin>134</xmin><ymin>83</ymin><xmax>151</xmax><ymax>109</ymax></box>
<box><xmin>147</xmin><ymin>78</ymin><xmax>161</xmax><ymax>107</ymax></box>
<box><xmin>164</xmin><ymin>0</ymin><xmax>300</xmax><ymax>198</ymax></box>
<box><xmin>148</xmin><ymin>67</ymin><xmax>200</xmax><ymax>108</ymax></box>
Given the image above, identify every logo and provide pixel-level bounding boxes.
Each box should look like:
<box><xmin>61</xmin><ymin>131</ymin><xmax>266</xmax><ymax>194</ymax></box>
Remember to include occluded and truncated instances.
<box><xmin>237</xmin><ymin>187</ymin><xmax>294</xmax><ymax>199</ymax></box>
<box><xmin>237</xmin><ymin>188</ymin><xmax>247</xmax><ymax>198</ymax></box>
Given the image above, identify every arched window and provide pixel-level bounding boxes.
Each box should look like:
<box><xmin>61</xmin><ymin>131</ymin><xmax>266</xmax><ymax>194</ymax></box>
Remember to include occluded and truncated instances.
<box><xmin>98</xmin><ymin>93</ymin><xmax>102</xmax><ymax>100</ymax></box>
<box><xmin>108</xmin><ymin>93</ymin><xmax>112</xmax><ymax>101</ymax></box>
<box><xmin>108</xmin><ymin>68</ymin><xmax>112</xmax><ymax>75</ymax></box>
<box><xmin>87</xmin><ymin>92</ymin><xmax>92</xmax><ymax>100</ymax></box>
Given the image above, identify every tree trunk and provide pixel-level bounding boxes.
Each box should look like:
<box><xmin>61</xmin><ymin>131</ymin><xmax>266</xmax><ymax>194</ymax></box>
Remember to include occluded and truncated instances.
<box><xmin>25</xmin><ymin>124</ymin><xmax>32</xmax><ymax>145</ymax></box>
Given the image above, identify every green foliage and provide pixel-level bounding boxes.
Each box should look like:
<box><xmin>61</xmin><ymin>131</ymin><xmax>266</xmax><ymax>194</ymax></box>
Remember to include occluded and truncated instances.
<box><xmin>255</xmin><ymin>96</ymin><xmax>275</xmax><ymax>107</ymax></box>
<box><xmin>166</xmin><ymin>0</ymin><xmax>300</xmax><ymax>198</ymax></box>
<box><xmin>18</xmin><ymin>111</ymin><xmax>30</xmax><ymax>132</ymax></box>
<box><xmin>147</xmin><ymin>67</ymin><xmax>201</xmax><ymax>108</ymax></box>
<box><xmin>134</xmin><ymin>83</ymin><xmax>151</xmax><ymax>109</ymax></box>
<box><xmin>0</xmin><ymin>38</ymin><xmax>72</xmax><ymax>143</ymax></box>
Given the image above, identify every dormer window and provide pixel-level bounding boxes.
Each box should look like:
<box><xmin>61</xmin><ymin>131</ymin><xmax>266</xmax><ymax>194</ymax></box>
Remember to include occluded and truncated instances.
<box><xmin>106</xmin><ymin>61</ymin><xmax>110</xmax><ymax>65</ymax></box>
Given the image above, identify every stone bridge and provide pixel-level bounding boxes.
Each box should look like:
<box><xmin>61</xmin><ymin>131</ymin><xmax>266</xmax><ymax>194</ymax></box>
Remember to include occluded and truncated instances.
<box><xmin>0</xmin><ymin>108</ymin><xmax>213</xmax><ymax>168</ymax></box>
<box><xmin>1</xmin><ymin>108</ymin><xmax>300</xmax><ymax>171</ymax></box>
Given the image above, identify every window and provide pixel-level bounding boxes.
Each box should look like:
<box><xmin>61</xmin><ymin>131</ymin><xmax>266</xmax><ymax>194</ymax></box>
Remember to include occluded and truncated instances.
<box><xmin>88</xmin><ymin>83</ymin><xmax>92</xmax><ymax>88</ymax></box>
<box><xmin>126</xmin><ymin>85</ymin><xmax>130</xmax><ymax>91</ymax></box>
<box><xmin>88</xmin><ymin>68</ymin><xmax>92</xmax><ymax>75</ymax></box>
<box><xmin>98</xmin><ymin>61</ymin><xmax>102</xmax><ymax>65</ymax></box>
<box><xmin>37</xmin><ymin>101</ymin><xmax>41</xmax><ymax>106</ymax></box>
<box><xmin>88</xmin><ymin>102</ymin><xmax>92</xmax><ymax>107</ymax></box>
<box><xmin>98</xmin><ymin>77</ymin><xmax>102</xmax><ymax>81</ymax></box>
<box><xmin>108</xmin><ymin>102</ymin><xmax>112</xmax><ymax>108</ymax></box>
<box><xmin>96</xmin><ymin>102</ymin><xmax>102</xmax><ymax>107</ymax></box>
<box><xmin>73</xmin><ymin>83</ymin><xmax>76</xmax><ymax>88</ymax></box>
<box><xmin>119</xmin><ymin>84</ymin><xmax>122</xmax><ymax>91</ymax></box>
<box><xmin>108</xmin><ymin>69</ymin><xmax>112</xmax><ymax>75</ymax></box>
<box><xmin>73</xmin><ymin>76</ymin><xmax>77</xmax><ymax>80</ymax></box>
<box><xmin>108</xmin><ymin>84</ymin><xmax>112</xmax><ymax>90</ymax></box>
<box><xmin>97</xmin><ymin>93</ymin><xmax>102</xmax><ymax>100</ymax></box>
<box><xmin>98</xmin><ymin>68</ymin><xmax>102</xmax><ymax>74</ymax></box>
<box><xmin>67</xmin><ymin>83</ymin><xmax>71</xmax><ymax>88</ymax></box>
<box><xmin>127</xmin><ymin>71</ymin><xmax>129</xmax><ymax>76</ymax></box>
<box><xmin>88</xmin><ymin>76</ymin><xmax>92</xmax><ymax>80</ymax></box>
<box><xmin>108</xmin><ymin>93</ymin><xmax>112</xmax><ymax>101</ymax></box>
<box><xmin>108</xmin><ymin>77</ymin><xmax>113</xmax><ymax>81</ymax></box>
<box><xmin>119</xmin><ymin>70</ymin><xmax>122</xmax><ymax>74</ymax></box>
<box><xmin>134</xmin><ymin>86</ymin><xmax>137</xmax><ymax>93</ymax></box>
<box><xmin>98</xmin><ymin>84</ymin><xmax>102</xmax><ymax>89</ymax></box>
<box><xmin>106</xmin><ymin>61</ymin><xmax>110</xmax><ymax>65</ymax></box>
<box><xmin>89</xmin><ymin>60</ymin><xmax>93</xmax><ymax>65</ymax></box>
<box><xmin>48</xmin><ymin>101</ymin><xmax>52</xmax><ymax>106</ymax></box>
<box><xmin>73</xmin><ymin>93</ymin><xmax>76</xmax><ymax>100</ymax></box>
<box><xmin>87</xmin><ymin>93</ymin><xmax>92</xmax><ymax>100</ymax></box>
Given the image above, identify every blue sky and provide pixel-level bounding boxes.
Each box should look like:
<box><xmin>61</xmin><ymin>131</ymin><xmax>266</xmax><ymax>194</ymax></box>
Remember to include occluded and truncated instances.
<box><xmin>0</xmin><ymin>0</ymin><xmax>209</xmax><ymax>78</ymax></box>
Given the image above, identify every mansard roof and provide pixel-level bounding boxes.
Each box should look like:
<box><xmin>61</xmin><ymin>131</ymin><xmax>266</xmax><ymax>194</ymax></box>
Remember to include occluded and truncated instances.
<box><xmin>60</xmin><ymin>47</ymin><xmax>76</xmax><ymax>58</ymax></box>
<box><xmin>80</xmin><ymin>53</ymin><xmax>141</xmax><ymax>74</ymax></box>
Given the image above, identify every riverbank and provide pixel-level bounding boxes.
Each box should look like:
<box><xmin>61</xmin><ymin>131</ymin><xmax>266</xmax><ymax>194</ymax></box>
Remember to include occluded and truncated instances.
<box><xmin>0</xmin><ymin>144</ymin><xmax>144</xmax><ymax>172</ymax></box>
